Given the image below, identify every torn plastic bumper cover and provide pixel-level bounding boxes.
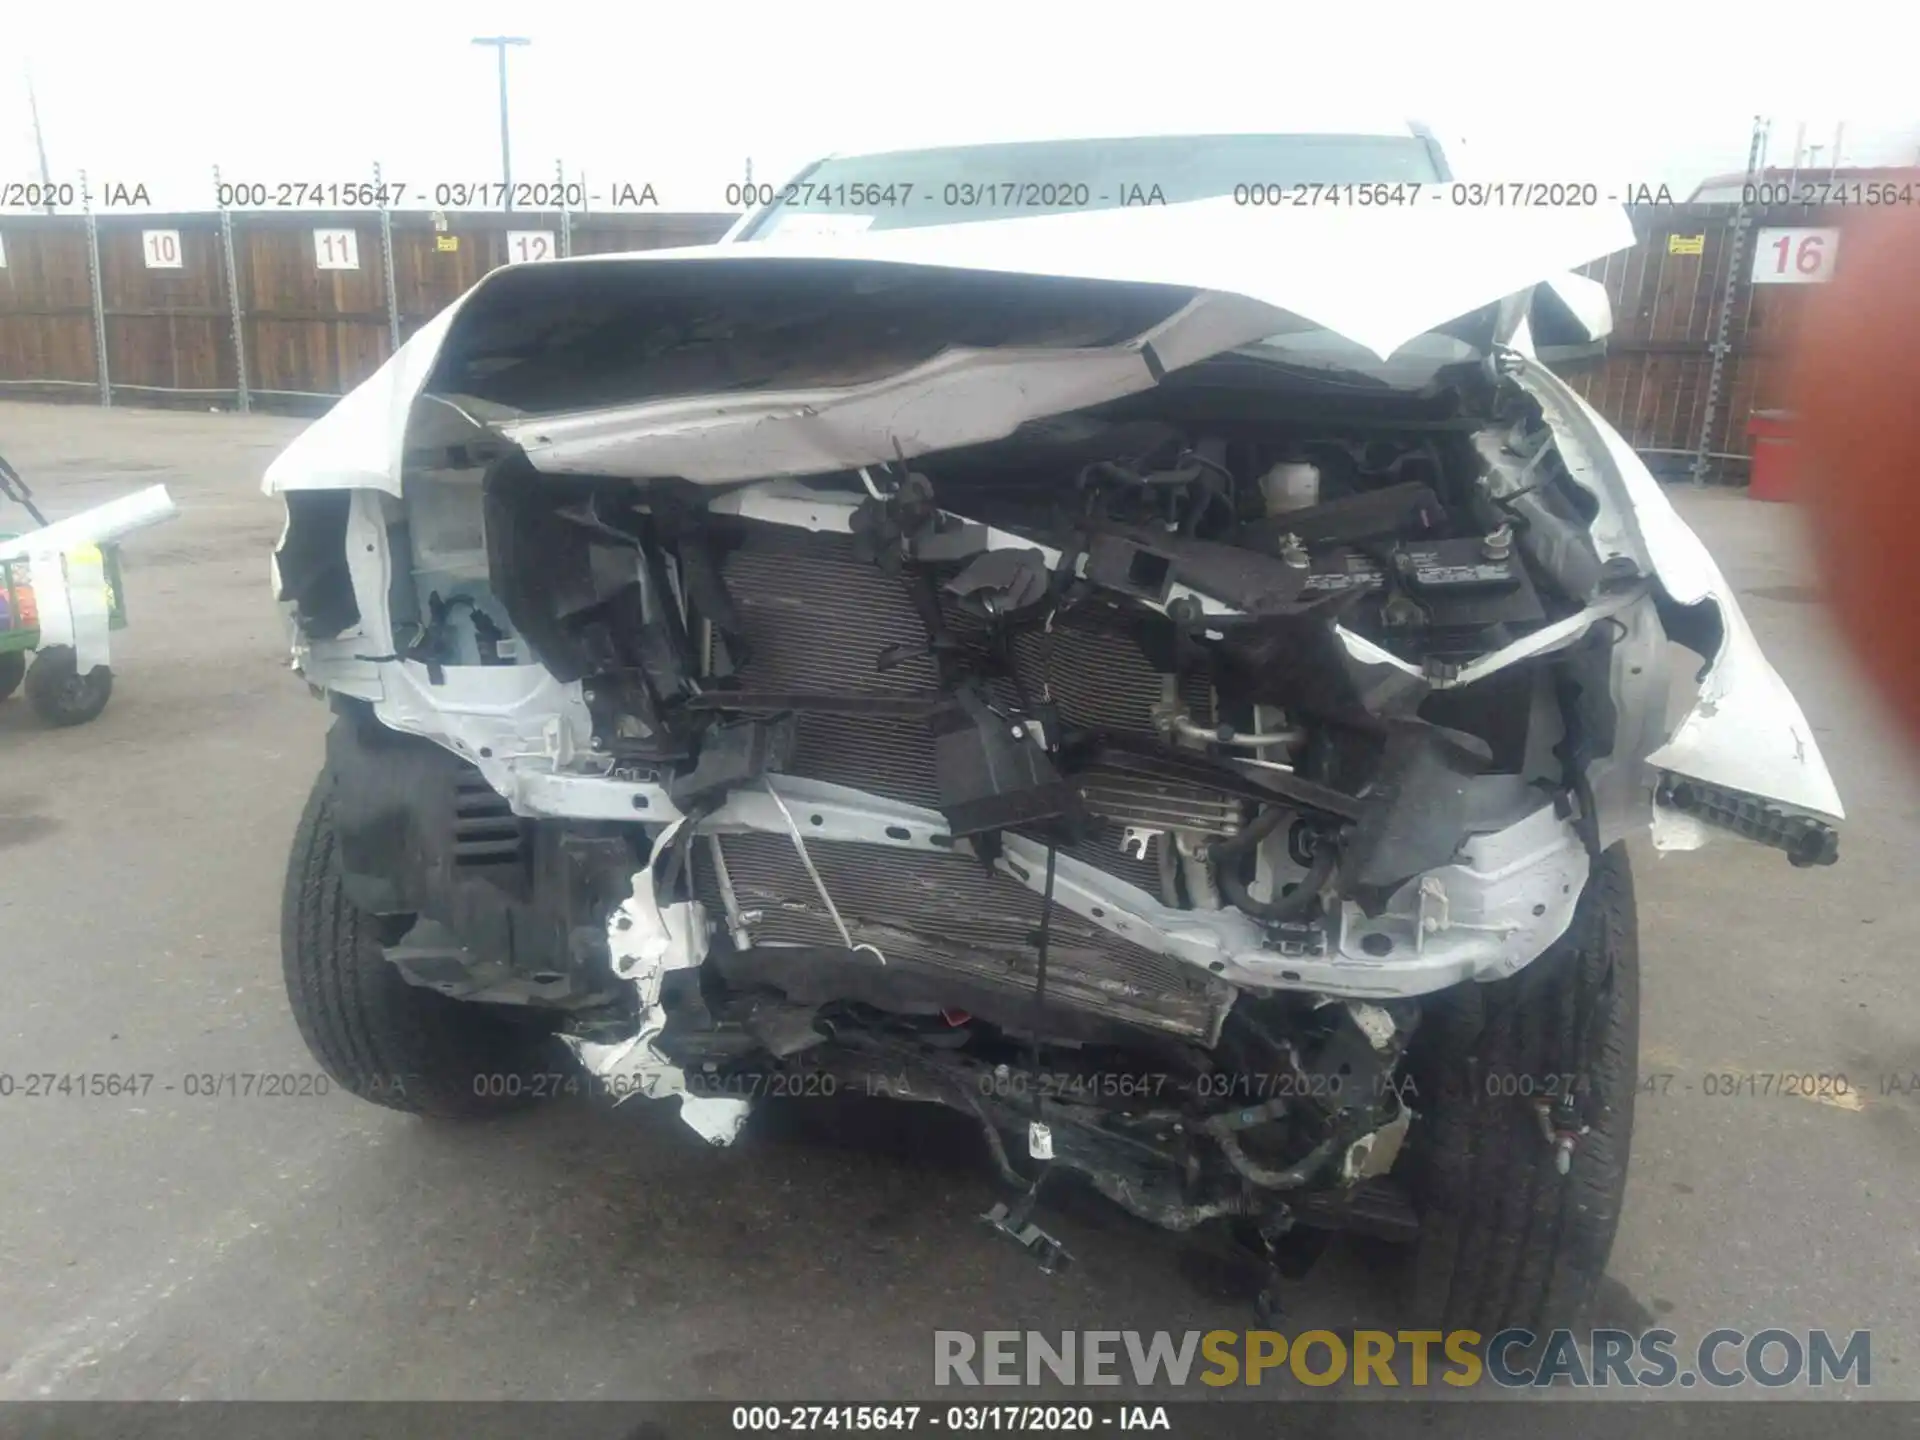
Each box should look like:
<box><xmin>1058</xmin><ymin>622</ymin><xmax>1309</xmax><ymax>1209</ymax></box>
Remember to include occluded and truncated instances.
<box><xmin>566</xmin><ymin>817</ymin><xmax>753</xmax><ymax>1146</ymax></box>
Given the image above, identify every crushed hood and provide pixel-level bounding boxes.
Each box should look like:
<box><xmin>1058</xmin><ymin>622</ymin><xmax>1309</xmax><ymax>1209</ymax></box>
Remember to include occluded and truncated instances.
<box><xmin>724</xmin><ymin>196</ymin><xmax>1634</xmax><ymax>361</ymax></box>
<box><xmin>261</xmin><ymin>198</ymin><xmax>1844</xmax><ymax>846</ymax></box>
<box><xmin>265</xmin><ymin>197</ymin><xmax>1634</xmax><ymax>496</ymax></box>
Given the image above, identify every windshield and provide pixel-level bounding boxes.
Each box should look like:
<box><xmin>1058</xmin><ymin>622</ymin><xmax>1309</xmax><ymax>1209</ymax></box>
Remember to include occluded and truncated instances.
<box><xmin>737</xmin><ymin>132</ymin><xmax>1445</xmax><ymax>237</ymax></box>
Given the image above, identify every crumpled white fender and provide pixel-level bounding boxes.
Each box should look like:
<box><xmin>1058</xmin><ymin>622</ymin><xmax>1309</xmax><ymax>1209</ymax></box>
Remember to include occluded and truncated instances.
<box><xmin>1517</xmin><ymin>367</ymin><xmax>1844</xmax><ymax>823</ymax></box>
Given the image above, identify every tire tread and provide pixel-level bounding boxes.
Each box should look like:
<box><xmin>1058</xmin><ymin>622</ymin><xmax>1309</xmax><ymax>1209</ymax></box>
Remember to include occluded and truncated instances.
<box><xmin>280</xmin><ymin>767</ymin><xmax>557</xmax><ymax>1119</ymax></box>
<box><xmin>1406</xmin><ymin>845</ymin><xmax>1640</xmax><ymax>1335</ymax></box>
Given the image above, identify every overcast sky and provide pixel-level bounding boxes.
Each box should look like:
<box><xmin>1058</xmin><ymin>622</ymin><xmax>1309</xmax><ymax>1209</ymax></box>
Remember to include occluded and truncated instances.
<box><xmin>3</xmin><ymin>0</ymin><xmax>1916</xmax><ymax>214</ymax></box>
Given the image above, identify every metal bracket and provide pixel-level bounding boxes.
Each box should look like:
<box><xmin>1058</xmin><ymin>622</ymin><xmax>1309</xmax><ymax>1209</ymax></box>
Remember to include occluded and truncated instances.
<box><xmin>1415</xmin><ymin>874</ymin><xmax>1450</xmax><ymax>953</ymax></box>
<box><xmin>981</xmin><ymin>1201</ymin><xmax>1072</xmax><ymax>1275</ymax></box>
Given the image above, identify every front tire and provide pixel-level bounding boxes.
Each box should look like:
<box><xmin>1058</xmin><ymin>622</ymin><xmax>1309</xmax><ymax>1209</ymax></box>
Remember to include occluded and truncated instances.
<box><xmin>1401</xmin><ymin>844</ymin><xmax>1639</xmax><ymax>1335</ymax></box>
<box><xmin>25</xmin><ymin>646</ymin><xmax>112</xmax><ymax>725</ymax></box>
<box><xmin>0</xmin><ymin>650</ymin><xmax>25</xmax><ymax>702</ymax></box>
<box><xmin>281</xmin><ymin>765</ymin><xmax>562</xmax><ymax>1118</ymax></box>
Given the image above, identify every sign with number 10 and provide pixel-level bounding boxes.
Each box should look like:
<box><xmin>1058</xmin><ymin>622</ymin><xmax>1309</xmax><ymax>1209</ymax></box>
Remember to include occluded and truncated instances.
<box><xmin>142</xmin><ymin>230</ymin><xmax>183</xmax><ymax>268</ymax></box>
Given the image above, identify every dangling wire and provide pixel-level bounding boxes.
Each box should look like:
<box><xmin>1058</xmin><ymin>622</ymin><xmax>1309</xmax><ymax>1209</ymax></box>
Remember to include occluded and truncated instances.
<box><xmin>1028</xmin><ymin>844</ymin><xmax>1058</xmax><ymax>1079</ymax></box>
<box><xmin>766</xmin><ymin>782</ymin><xmax>888</xmax><ymax>966</ymax></box>
<box><xmin>1020</xmin><ymin>841</ymin><xmax>1060</xmax><ymax>1182</ymax></box>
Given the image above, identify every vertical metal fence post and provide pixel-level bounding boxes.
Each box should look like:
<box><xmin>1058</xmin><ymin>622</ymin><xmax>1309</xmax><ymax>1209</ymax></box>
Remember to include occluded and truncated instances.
<box><xmin>376</xmin><ymin>162</ymin><xmax>401</xmax><ymax>354</ymax></box>
<box><xmin>80</xmin><ymin>169</ymin><xmax>111</xmax><ymax>407</ymax></box>
<box><xmin>214</xmin><ymin>165</ymin><xmax>252</xmax><ymax>413</ymax></box>
<box><xmin>557</xmin><ymin>158</ymin><xmax>572</xmax><ymax>258</ymax></box>
<box><xmin>1690</xmin><ymin>117</ymin><xmax>1769</xmax><ymax>486</ymax></box>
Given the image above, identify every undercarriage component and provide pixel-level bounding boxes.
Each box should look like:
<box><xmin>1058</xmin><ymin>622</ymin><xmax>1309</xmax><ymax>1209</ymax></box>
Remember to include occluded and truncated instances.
<box><xmin>649</xmin><ymin>989</ymin><xmax>1421</xmax><ymax>1241</ymax></box>
<box><xmin>843</xmin><ymin>1049</ymin><xmax>1259</xmax><ymax>1232</ymax></box>
<box><xmin>982</xmin><ymin>1201</ymin><xmax>1072</xmax><ymax>1274</ymax></box>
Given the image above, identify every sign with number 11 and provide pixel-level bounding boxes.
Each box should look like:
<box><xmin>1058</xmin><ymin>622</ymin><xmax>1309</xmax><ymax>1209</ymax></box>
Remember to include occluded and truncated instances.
<box><xmin>314</xmin><ymin>229</ymin><xmax>360</xmax><ymax>271</ymax></box>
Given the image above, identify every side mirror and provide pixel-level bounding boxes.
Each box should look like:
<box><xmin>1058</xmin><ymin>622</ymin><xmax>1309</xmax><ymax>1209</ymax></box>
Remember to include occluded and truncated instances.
<box><xmin>1529</xmin><ymin>273</ymin><xmax>1612</xmax><ymax>370</ymax></box>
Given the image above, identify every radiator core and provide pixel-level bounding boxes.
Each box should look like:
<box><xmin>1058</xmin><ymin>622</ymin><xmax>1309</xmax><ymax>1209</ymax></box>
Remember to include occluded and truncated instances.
<box><xmin>711</xmin><ymin>522</ymin><xmax>1235</xmax><ymax>1040</ymax></box>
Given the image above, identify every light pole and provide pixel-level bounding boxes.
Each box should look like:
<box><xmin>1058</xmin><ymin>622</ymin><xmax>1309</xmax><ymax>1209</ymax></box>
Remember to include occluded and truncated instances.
<box><xmin>25</xmin><ymin>63</ymin><xmax>56</xmax><ymax>214</ymax></box>
<box><xmin>471</xmin><ymin>36</ymin><xmax>531</xmax><ymax>210</ymax></box>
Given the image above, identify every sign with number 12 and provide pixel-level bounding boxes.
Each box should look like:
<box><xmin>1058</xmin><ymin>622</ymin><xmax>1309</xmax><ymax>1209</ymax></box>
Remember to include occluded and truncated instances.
<box><xmin>506</xmin><ymin>231</ymin><xmax>556</xmax><ymax>264</ymax></box>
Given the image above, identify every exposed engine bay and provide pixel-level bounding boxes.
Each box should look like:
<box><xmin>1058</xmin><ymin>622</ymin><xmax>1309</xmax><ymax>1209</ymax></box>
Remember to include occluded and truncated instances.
<box><xmin>269</xmin><ymin>243</ymin><xmax>1844</xmax><ymax>1261</ymax></box>
<box><xmin>494</xmin><ymin>399</ymin><xmax>1609</xmax><ymax>1031</ymax></box>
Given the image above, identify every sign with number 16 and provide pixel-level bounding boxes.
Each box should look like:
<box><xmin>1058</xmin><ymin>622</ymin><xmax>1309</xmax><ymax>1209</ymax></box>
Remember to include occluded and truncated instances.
<box><xmin>1753</xmin><ymin>228</ymin><xmax>1840</xmax><ymax>285</ymax></box>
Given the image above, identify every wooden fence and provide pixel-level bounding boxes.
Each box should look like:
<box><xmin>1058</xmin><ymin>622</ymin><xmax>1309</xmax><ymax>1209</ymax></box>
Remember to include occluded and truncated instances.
<box><xmin>1566</xmin><ymin>202</ymin><xmax>1867</xmax><ymax>477</ymax></box>
<box><xmin>0</xmin><ymin>210</ymin><xmax>734</xmax><ymax>410</ymax></box>
<box><xmin>0</xmin><ymin>201</ymin><xmax>1879</xmax><ymax>473</ymax></box>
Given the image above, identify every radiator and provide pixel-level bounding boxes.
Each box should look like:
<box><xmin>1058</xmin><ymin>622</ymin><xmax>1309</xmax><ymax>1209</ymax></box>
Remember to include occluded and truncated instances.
<box><xmin>711</xmin><ymin>522</ymin><xmax>1235</xmax><ymax>1041</ymax></box>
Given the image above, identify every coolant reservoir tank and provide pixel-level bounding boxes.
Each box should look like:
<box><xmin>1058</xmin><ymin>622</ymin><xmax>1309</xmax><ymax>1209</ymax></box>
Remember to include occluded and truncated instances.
<box><xmin>1259</xmin><ymin>461</ymin><xmax>1320</xmax><ymax>515</ymax></box>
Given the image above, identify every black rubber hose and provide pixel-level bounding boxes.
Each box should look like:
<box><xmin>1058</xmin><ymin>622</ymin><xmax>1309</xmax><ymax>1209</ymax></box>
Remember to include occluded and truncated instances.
<box><xmin>1208</xmin><ymin>803</ymin><xmax>1291</xmax><ymax>861</ymax></box>
<box><xmin>1212</xmin><ymin>823</ymin><xmax>1339</xmax><ymax>923</ymax></box>
<box><xmin>1205</xmin><ymin>1126</ymin><xmax>1343</xmax><ymax>1191</ymax></box>
<box><xmin>1179</xmin><ymin>469</ymin><xmax>1235</xmax><ymax>538</ymax></box>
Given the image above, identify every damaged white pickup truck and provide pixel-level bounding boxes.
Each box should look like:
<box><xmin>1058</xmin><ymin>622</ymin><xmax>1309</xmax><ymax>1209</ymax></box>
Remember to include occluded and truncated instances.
<box><xmin>265</xmin><ymin>129</ymin><xmax>1842</xmax><ymax>1331</ymax></box>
